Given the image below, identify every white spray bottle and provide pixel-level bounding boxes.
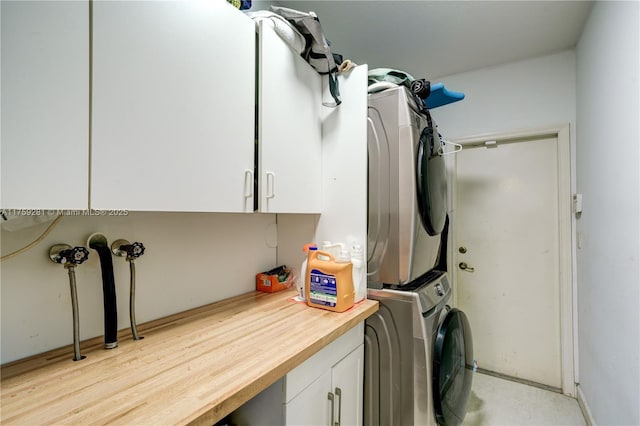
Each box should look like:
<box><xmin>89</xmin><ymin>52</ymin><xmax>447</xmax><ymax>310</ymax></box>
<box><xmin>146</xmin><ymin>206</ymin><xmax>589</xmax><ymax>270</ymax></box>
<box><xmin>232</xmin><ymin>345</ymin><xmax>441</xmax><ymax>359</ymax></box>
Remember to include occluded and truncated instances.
<box><xmin>297</xmin><ymin>244</ymin><xmax>317</xmax><ymax>301</ymax></box>
<box><xmin>350</xmin><ymin>242</ymin><xmax>366</xmax><ymax>302</ymax></box>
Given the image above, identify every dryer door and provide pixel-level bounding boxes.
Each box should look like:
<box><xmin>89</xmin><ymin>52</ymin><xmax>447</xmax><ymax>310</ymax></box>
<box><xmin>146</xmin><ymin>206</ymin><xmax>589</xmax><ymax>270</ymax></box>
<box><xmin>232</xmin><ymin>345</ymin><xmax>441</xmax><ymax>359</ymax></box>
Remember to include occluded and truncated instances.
<box><xmin>432</xmin><ymin>308</ymin><xmax>474</xmax><ymax>426</ymax></box>
<box><xmin>416</xmin><ymin>112</ymin><xmax>447</xmax><ymax>236</ymax></box>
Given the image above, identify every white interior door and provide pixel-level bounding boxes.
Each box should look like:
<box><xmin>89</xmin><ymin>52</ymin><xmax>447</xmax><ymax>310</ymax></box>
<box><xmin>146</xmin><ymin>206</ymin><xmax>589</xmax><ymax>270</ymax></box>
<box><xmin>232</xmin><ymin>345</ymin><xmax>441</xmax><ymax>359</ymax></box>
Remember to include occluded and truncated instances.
<box><xmin>455</xmin><ymin>136</ymin><xmax>562</xmax><ymax>389</ymax></box>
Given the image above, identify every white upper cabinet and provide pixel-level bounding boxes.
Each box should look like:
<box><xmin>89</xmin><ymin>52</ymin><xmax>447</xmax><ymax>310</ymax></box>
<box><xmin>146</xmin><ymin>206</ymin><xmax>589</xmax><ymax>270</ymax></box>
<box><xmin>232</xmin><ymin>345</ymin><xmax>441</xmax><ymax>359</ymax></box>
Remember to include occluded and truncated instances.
<box><xmin>1</xmin><ymin>1</ymin><xmax>89</xmax><ymax>209</ymax></box>
<box><xmin>258</xmin><ymin>22</ymin><xmax>322</xmax><ymax>214</ymax></box>
<box><xmin>91</xmin><ymin>1</ymin><xmax>255</xmax><ymax>212</ymax></box>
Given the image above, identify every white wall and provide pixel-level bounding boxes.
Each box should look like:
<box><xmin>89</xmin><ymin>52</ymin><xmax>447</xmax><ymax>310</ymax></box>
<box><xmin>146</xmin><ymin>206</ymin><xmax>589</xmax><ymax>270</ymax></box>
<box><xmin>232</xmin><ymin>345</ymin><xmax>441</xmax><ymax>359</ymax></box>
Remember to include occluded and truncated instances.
<box><xmin>576</xmin><ymin>2</ymin><xmax>640</xmax><ymax>425</ymax></box>
<box><xmin>430</xmin><ymin>50</ymin><xmax>577</xmax><ymax>141</ymax></box>
<box><xmin>1</xmin><ymin>213</ymin><xmax>276</xmax><ymax>363</ymax></box>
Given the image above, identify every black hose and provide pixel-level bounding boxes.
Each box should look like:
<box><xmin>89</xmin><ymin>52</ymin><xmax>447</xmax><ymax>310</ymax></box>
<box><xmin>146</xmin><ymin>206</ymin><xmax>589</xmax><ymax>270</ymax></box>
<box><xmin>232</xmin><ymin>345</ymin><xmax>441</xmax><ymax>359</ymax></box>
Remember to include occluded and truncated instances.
<box><xmin>89</xmin><ymin>236</ymin><xmax>118</xmax><ymax>349</ymax></box>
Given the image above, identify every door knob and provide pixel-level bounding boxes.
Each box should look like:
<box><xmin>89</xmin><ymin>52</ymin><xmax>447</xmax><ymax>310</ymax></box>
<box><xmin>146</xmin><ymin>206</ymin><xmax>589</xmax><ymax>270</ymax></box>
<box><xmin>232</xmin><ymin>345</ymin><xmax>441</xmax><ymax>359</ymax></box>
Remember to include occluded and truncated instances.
<box><xmin>459</xmin><ymin>262</ymin><xmax>475</xmax><ymax>272</ymax></box>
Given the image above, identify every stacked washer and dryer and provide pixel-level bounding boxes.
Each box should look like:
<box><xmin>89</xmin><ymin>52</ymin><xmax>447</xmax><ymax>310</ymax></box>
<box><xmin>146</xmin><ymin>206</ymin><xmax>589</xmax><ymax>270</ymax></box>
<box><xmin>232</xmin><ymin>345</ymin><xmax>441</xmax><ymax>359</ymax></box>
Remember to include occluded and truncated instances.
<box><xmin>365</xmin><ymin>84</ymin><xmax>474</xmax><ymax>426</ymax></box>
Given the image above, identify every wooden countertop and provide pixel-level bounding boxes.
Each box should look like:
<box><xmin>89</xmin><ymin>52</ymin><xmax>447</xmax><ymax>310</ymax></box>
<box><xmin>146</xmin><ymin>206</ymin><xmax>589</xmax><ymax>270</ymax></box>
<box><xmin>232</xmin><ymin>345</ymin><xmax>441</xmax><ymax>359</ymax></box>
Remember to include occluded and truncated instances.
<box><xmin>1</xmin><ymin>290</ymin><xmax>378</xmax><ymax>425</ymax></box>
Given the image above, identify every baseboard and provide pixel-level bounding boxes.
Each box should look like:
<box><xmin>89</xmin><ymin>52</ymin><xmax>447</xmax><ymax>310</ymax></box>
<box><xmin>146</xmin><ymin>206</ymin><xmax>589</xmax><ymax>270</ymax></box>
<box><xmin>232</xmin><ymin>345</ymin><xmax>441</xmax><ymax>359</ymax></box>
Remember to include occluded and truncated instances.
<box><xmin>577</xmin><ymin>384</ymin><xmax>597</xmax><ymax>426</ymax></box>
<box><xmin>476</xmin><ymin>368</ymin><xmax>562</xmax><ymax>394</ymax></box>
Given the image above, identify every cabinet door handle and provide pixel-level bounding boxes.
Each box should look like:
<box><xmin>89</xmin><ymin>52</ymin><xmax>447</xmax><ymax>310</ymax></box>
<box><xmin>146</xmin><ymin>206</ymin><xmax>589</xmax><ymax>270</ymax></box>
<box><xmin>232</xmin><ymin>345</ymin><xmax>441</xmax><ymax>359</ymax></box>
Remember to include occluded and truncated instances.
<box><xmin>266</xmin><ymin>171</ymin><xmax>276</xmax><ymax>199</ymax></box>
<box><xmin>244</xmin><ymin>170</ymin><xmax>253</xmax><ymax>198</ymax></box>
<box><xmin>335</xmin><ymin>387</ymin><xmax>342</xmax><ymax>426</ymax></box>
<box><xmin>327</xmin><ymin>392</ymin><xmax>335</xmax><ymax>426</ymax></box>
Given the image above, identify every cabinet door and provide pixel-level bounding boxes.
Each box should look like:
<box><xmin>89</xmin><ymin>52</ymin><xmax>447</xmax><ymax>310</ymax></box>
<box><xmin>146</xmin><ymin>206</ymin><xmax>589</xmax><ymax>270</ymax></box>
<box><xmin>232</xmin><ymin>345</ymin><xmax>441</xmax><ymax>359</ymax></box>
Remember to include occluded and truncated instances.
<box><xmin>92</xmin><ymin>1</ymin><xmax>255</xmax><ymax>212</ymax></box>
<box><xmin>258</xmin><ymin>22</ymin><xmax>322</xmax><ymax>213</ymax></box>
<box><xmin>1</xmin><ymin>1</ymin><xmax>89</xmax><ymax>209</ymax></box>
<box><xmin>332</xmin><ymin>344</ymin><xmax>364</xmax><ymax>426</ymax></box>
<box><xmin>286</xmin><ymin>369</ymin><xmax>332</xmax><ymax>426</ymax></box>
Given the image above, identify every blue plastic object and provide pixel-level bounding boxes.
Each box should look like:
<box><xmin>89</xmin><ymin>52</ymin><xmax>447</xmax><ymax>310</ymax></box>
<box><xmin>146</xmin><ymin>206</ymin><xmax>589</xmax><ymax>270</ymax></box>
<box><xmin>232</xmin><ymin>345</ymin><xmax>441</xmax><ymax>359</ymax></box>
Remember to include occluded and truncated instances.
<box><xmin>425</xmin><ymin>82</ymin><xmax>465</xmax><ymax>109</ymax></box>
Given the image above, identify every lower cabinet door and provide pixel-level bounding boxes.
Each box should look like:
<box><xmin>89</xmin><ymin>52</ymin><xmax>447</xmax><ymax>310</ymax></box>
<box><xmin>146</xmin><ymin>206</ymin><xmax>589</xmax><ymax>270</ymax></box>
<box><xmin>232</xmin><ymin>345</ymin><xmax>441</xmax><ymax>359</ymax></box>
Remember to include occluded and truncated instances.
<box><xmin>285</xmin><ymin>369</ymin><xmax>332</xmax><ymax>426</ymax></box>
<box><xmin>332</xmin><ymin>344</ymin><xmax>364</xmax><ymax>426</ymax></box>
<box><xmin>285</xmin><ymin>344</ymin><xmax>364</xmax><ymax>426</ymax></box>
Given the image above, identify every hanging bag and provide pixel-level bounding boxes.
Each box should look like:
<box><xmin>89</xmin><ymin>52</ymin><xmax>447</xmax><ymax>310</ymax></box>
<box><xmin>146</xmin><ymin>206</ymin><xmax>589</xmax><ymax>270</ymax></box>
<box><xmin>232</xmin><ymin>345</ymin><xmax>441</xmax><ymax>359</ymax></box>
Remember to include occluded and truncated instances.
<box><xmin>270</xmin><ymin>6</ymin><xmax>342</xmax><ymax>107</ymax></box>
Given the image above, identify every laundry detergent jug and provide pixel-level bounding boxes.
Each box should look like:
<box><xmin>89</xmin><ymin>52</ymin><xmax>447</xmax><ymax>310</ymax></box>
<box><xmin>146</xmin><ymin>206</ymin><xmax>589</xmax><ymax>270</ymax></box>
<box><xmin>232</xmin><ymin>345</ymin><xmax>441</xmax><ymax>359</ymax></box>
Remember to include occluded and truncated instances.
<box><xmin>305</xmin><ymin>250</ymin><xmax>354</xmax><ymax>313</ymax></box>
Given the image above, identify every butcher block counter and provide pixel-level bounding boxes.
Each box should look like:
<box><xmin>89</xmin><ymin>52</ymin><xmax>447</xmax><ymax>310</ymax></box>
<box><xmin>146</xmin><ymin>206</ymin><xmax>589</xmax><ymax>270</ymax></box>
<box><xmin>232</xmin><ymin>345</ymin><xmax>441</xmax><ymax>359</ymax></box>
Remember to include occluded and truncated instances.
<box><xmin>1</xmin><ymin>289</ymin><xmax>378</xmax><ymax>425</ymax></box>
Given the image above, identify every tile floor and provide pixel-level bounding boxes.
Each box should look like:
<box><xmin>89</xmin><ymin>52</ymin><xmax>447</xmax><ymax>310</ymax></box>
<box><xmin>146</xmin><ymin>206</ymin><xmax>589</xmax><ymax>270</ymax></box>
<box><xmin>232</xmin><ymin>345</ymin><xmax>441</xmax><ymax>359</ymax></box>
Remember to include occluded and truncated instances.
<box><xmin>462</xmin><ymin>372</ymin><xmax>586</xmax><ymax>426</ymax></box>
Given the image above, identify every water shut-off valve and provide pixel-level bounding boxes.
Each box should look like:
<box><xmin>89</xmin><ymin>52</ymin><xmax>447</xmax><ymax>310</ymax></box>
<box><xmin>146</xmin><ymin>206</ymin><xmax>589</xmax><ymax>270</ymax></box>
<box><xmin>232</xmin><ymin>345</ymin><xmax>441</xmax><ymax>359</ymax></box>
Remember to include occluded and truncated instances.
<box><xmin>112</xmin><ymin>240</ymin><xmax>145</xmax><ymax>261</ymax></box>
<box><xmin>112</xmin><ymin>239</ymin><xmax>146</xmax><ymax>341</ymax></box>
<box><xmin>50</xmin><ymin>245</ymin><xmax>90</xmax><ymax>267</ymax></box>
<box><xmin>49</xmin><ymin>244</ymin><xmax>90</xmax><ymax>361</ymax></box>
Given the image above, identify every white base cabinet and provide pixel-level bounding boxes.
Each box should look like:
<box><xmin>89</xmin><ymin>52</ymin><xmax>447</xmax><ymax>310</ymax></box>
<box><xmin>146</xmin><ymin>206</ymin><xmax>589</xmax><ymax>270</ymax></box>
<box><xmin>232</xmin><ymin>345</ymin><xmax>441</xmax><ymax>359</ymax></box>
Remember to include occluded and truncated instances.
<box><xmin>231</xmin><ymin>324</ymin><xmax>364</xmax><ymax>426</ymax></box>
<box><xmin>285</xmin><ymin>369</ymin><xmax>333</xmax><ymax>426</ymax></box>
<box><xmin>329</xmin><ymin>345</ymin><xmax>365</xmax><ymax>426</ymax></box>
<box><xmin>286</xmin><ymin>344</ymin><xmax>364</xmax><ymax>426</ymax></box>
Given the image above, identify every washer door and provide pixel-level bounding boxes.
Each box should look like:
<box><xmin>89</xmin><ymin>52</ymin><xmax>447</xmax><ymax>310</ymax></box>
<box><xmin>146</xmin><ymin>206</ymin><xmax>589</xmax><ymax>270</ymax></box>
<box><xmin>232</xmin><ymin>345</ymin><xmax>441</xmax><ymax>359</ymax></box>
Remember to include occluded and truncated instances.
<box><xmin>416</xmin><ymin>113</ymin><xmax>447</xmax><ymax>236</ymax></box>
<box><xmin>432</xmin><ymin>308</ymin><xmax>474</xmax><ymax>426</ymax></box>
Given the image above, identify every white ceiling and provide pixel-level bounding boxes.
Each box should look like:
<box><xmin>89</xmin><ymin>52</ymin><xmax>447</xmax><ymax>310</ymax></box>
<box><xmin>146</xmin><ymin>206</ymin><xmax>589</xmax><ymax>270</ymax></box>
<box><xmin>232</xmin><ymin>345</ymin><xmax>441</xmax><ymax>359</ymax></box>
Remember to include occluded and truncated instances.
<box><xmin>267</xmin><ymin>0</ymin><xmax>594</xmax><ymax>80</ymax></box>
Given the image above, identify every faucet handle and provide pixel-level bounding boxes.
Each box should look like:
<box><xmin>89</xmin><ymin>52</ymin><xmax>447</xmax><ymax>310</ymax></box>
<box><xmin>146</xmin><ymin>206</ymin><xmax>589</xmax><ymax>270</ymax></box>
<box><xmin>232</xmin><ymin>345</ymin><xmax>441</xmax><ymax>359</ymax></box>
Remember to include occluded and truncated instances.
<box><xmin>50</xmin><ymin>244</ymin><xmax>89</xmax><ymax>266</ymax></box>
<box><xmin>111</xmin><ymin>239</ymin><xmax>145</xmax><ymax>260</ymax></box>
<box><xmin>126</xmin><ymin>242</ymin><xmax>145</xmax><ymax>259</ymax></box>
<box><xmin>66</xmin><ymin>247</ymin><xmax>90</xmax><ymax>265</ymax></box>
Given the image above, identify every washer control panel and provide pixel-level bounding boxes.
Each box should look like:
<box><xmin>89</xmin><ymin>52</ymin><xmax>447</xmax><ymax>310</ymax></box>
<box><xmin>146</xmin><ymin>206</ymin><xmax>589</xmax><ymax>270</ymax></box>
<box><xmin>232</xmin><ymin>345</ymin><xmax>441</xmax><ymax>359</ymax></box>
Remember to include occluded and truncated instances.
<box><xmin>415</xmin><ymin>273</ymin><xmax>450</xmax><ymax>314</ymax></box>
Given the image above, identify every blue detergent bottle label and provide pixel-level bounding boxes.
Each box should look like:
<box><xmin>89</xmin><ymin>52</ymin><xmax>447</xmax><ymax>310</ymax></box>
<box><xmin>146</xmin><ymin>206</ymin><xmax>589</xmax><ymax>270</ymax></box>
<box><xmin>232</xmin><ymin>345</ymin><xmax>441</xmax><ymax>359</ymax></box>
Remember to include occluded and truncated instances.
<box><xmin>309</xmin><ymin>269</ymin><xmax>337</xmax><ymax>307</ymax></box>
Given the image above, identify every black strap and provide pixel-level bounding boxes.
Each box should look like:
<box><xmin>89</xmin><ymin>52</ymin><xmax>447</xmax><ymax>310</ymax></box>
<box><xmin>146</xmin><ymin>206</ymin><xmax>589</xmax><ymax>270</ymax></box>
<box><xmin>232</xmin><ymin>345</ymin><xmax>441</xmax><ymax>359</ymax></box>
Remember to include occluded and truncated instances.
<box><xmin>327</xmin><ymin>71</ymin><xmax>341</xmax><ymax>106</ymax></box>
<box><xmin>270</xmin><ymin>6</ymin><xmax>342</xmax><ymax>107</ymax></box>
